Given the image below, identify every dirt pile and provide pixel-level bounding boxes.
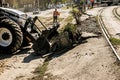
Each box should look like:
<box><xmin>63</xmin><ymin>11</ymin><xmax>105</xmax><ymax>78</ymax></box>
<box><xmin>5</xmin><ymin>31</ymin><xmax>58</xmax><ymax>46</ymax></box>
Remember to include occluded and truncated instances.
<box><xmin>78</xmin><ymin>17</ymin><xmax>102</xmax><ymax>35</ymax></box>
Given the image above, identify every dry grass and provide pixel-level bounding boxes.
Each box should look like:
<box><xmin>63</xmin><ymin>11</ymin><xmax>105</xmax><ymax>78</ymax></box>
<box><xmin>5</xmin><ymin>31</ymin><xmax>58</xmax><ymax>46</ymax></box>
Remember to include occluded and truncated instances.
<box><xmin>31</xmin><ymin>61</ymin><xmax>49</xmax><ymax>80</ymax></box>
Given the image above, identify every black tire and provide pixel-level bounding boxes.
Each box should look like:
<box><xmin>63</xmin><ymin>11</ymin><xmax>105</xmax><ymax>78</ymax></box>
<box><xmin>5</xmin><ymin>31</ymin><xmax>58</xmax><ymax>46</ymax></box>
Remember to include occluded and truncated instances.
<box><xmin>0</xmin><ymin>19</ymin><xmax>23</xmax><ymax>54</ymax></box>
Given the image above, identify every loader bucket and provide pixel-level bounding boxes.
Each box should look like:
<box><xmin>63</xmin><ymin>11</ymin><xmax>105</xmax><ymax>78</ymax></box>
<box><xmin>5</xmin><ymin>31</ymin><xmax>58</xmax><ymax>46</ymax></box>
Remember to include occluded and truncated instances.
<box><xmin>32</xmin><ymin>35</ymin><xmax>50</xmax><ymax>55</ymax></box>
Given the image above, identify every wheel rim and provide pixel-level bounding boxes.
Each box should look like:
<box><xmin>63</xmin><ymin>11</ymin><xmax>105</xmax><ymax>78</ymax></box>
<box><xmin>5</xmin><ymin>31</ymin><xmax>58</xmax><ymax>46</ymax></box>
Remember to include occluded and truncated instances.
<box><xmin>0</xmin><ymin>28</ymin><xmax>13</xmax><ymax>47</ymax></box>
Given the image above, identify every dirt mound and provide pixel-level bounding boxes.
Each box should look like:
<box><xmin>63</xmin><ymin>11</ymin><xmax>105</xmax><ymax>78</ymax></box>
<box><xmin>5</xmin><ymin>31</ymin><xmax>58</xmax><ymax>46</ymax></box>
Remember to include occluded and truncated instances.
<box><xmin>78</xmin><ymin>17</ymin><xmax>102</xmax><ymax>35</ymax></box>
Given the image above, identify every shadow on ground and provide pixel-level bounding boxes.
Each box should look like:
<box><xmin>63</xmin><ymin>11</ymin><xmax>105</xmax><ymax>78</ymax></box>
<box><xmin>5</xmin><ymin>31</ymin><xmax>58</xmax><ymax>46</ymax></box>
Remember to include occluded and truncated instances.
<box><xmin>22</xmin><ymin>54</ymin><xmax>42</xmax><ymax>63</ymax></box>
<box><xmin>0</xmin><ymin>47</ymin><xmax>31</xmax><ymax>60</ymax></box>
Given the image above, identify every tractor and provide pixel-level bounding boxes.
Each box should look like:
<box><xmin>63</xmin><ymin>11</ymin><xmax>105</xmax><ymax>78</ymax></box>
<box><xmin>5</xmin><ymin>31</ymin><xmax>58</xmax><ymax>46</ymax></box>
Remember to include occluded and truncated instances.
<box><xmin>0</xmin><ymin>3</ymin><xmax>81</xmax><ymax>54</ymax></box>
<box><xmin>0</xmin><ymin>7</ymin><xmax>36</xmax><ymax>54</ymax></box>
